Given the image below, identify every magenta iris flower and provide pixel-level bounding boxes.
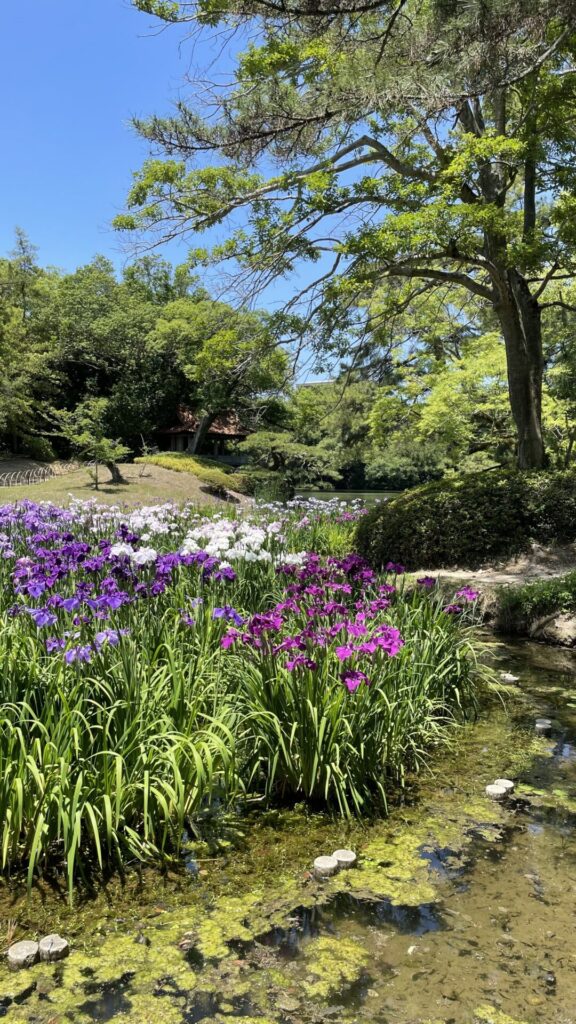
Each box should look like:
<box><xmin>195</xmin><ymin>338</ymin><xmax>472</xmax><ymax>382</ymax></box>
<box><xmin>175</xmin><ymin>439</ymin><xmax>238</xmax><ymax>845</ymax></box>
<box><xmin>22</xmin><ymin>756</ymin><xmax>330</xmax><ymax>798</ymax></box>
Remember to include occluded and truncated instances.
<box><xmin>335</xmin><ymin>645</ymin><xmax>355</xmax><ymax>661</ymax></box>
<box><xmin>443</xmin><ymin>604</ymin><xmax>463</xmax><ymax>615</ymax></box>
<box><xmin>385</xmin><ymin>561</ymin><xmax>405</xmax><ymax>575</ymax></box>
<box><xmin>454</xmin><ymin>587</ymin><xmax>480</xmax><ymax>602</ymax></box>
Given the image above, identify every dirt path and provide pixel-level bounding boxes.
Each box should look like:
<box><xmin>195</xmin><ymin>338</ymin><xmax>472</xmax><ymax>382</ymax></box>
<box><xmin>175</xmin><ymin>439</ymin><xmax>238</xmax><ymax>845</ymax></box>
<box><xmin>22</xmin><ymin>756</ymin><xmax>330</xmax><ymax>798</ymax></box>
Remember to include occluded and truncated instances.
<box><xmin>429</xmin><ymin>543</ymin><xmax>576</xmax><ymax>587</ymax></box>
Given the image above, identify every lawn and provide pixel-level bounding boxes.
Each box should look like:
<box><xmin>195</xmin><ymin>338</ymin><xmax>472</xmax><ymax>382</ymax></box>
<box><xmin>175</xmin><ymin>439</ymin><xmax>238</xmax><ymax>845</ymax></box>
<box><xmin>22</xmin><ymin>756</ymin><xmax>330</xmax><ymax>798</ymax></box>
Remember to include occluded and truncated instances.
<box><xmin>0</xmin><ymin>463</ymin><xmax>251</xmax><ymax>507</ymax></box>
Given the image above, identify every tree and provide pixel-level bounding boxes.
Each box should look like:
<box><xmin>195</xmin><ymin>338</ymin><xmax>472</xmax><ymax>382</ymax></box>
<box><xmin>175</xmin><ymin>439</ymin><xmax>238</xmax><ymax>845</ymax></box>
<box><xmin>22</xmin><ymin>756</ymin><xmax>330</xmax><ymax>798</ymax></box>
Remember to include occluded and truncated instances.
<box><xmin>151</xmin><ymin>298</ymin><xmax>289</xmax><ymax>450</ymax></box>
<box><xmin>58</xmin><ymin>399</ymin><xmax>130</xmax><ymax>489</ymax></box>
<box><xmin>239</xmin><ymin>430</ymin><xmax>340</xmax><ymax>488</ymax></box>
<box><xmin>289</xmin><ymin>380</ymin><xmax>376</xmax><ymax>486</ymax></box>
<box><xmin>0</xmin><ymin>231</ymin><xmax>59</xmax><ymax>453</ymax></box>
<box><xmin>120</xmin><ymin>0</ymin><xmax>576</xmax><ymax>468</ymax></box>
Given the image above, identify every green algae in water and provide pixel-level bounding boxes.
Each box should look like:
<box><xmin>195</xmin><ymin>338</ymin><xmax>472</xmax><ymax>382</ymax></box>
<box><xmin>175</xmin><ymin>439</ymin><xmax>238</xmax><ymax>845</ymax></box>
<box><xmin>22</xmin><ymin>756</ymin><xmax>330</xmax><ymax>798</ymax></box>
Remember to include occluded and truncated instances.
<box><xmin>474</xmin><ymin>1006</ymin><xmax>529</xmax><ymax>1024</ymax></box>
<box><xmin>297</xmin><ymin>934</ymin><xmax>372</xmax><ymax>1000</ymax></box>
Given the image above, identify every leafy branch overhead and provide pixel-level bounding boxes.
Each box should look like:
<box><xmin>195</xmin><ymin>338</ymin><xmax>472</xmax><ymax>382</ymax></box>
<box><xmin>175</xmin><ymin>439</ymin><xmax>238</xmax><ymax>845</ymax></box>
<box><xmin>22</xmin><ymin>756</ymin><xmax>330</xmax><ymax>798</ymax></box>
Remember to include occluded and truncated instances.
<box><xmin>121</xmin><ymin>0</ymin><xmax>576</xmax><ymax>468</ymax></box>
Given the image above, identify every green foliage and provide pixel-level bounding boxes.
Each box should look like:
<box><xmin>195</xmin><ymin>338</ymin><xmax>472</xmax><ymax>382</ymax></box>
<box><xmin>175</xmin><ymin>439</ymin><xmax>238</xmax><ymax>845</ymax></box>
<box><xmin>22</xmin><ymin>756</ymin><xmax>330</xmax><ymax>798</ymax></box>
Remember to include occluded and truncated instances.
<box><xmin>0</xmin><ymin>609</ymin><xmax>236</xmax><ymax>902</ymax></box>
<box><xmin>151</xmin><ymin>298</ymin><xmax>288</xmax><ymax>424</ymax></box>
<box><xmin>498</xmin><ymin>572</ymin><xmax>576</xmax><ymax>631</ymax></box>
<box><xmin>356</xmin><ymin>470</ymin><xmax>576</xmax><ymax>570</ymax></box>
<box><xmin>238</xmin><ymin>430</ymin><xmax>340</xmax><ymax>488</ymax></box>
<box><xmin>123</xmin><ymin>0</ymin><xmax>576</xmax><ymax>468</ymax></box>
<box><xmin>20</xmin><ymin>434</ymin><xmax>57</xmax><ymax>462</ymax></box>
<box><xmin>0</xmin><ymin>236</ymin><xmax>290</xmax><ymax>460</ymax></box>
<box><xmin>58</xmin><ymin>398</ymin><xmax>131</xmax><ymax>489</ymax></box>
<box><xmin>136</xmin><ymin>452</ymin><xmax>254</xmax><ymax>495</ymax></box>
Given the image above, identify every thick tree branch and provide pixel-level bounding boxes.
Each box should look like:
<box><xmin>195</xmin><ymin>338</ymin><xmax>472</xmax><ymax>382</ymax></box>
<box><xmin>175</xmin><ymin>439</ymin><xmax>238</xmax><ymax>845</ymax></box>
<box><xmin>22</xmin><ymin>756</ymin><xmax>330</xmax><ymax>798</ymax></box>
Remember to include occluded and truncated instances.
<box><xmin>387</xmin><ymin>265</ymin><xmax>496</xmax><ymax>301</ymax></box>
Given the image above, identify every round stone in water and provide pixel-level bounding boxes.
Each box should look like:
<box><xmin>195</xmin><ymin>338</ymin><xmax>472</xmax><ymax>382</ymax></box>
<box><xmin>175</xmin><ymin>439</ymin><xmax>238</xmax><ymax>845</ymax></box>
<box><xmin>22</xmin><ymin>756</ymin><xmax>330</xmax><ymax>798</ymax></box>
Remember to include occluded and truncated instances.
<box><xmin>494</xmin><ymin>778</ymin><xmax>515</xmax><ymax>794</ymax></box>
<box><xmin>39</xmin><ymin>934</ymin><xmax>69</xmax><ymax>962</ymax></box>
<box><xmin>485</xmin><ymin>783</ymin><xmax>508</xmax><ymax>801</ymax></box>
<box><xmin>313</xmin><ymin>855</ymin><xmax>339</xmax><ymax>878</ymax></box>
<box><xmin>7</xmin><ymin>940</ymin><xmax>39</xmax><ymax>970</ymax></box>
<box><xmin>332</xmin><ymin>849</ymin><xmax>357</xmax><ymax>868</ymax></box>
<box><xmin>535</xmin><ymin>718</ymin><xmax>552</xmax><ymax>734</ymax></box>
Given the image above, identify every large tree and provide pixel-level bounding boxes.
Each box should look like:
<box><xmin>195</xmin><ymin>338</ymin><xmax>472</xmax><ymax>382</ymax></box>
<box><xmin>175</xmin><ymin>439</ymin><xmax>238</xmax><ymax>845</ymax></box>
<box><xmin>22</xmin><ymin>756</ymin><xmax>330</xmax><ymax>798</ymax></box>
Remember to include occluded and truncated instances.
<box><xmin>151</xmin><ymin>297</ymin><xmax>289</xmax><ymax>449</ymax></box>
<box><xmin>120</xmin><ymin>0</ymin><xmax>576</xmax><ymax>468</ymax></box>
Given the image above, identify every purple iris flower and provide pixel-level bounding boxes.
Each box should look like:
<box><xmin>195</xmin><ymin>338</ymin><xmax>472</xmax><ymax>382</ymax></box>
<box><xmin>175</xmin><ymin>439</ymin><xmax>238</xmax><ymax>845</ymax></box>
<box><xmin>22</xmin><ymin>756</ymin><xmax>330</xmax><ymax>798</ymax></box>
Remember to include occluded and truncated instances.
<box><xmin>213</xmin><ymin>566</ymin><xmax>237</xmax><ymax>582</ymax></box>
<box><xmin>455</xmin><ymin>586</ymin><xmax>480</xmax><ymax>602</ymax></box>
<box><xmin>221</xmin><ymin>631</ymin><xmax>240</xmax><ymax>649</ymax></box>
<box><xmin>46</xmin><ymin>637</ymin><xmax>66</xmax><ymax>653</ymax></box>
<box><xmin>213</xmin><ymin>606</ymin><xmax>244</xmax><ymax>626</ymax></box>
<box><xmin>417</xmin><ymin>576</ymin><xmax>437</xmax><ymax>588</ymax></box>
<box><xmin>374</xmin><ymin>626</ymin><xmax>404</xmax><ymax>656</ymax></box>
<box><xmin>94</xmin><ymin>629</ymin><xmax>127</xmax><ymax>649</ymax></box>
<box><xmin>28</xmin><ymin>607</ymin><xmax>58</xmax><ymax>628</ymax></box>
<box><xmin>285</xmin><ymin>656</ymin><xmax>318</xmax><ymax>671</ymax></box>
<box><xmin>443</xmin><ymin>604</ymin><xmax>463</xmax><ymax>615</ymax></box>
<box><xmin>385</xmin><ymin>561</ymin><xmax>405</xmax><ymax>575</ymax></box>
<box><xmin>341</xmin><ymin>669</ymin><xmax>370</xmax><ymax>692</ymax></box>
<box><xmin>335</xmin><ymin>645</ymin><xmax>355</xmax><ymax>661</ymax></box>
<box><xmin>65</xmin><ymin>644</ymin><xmax>93</xmax><ymax>665</ymax></box>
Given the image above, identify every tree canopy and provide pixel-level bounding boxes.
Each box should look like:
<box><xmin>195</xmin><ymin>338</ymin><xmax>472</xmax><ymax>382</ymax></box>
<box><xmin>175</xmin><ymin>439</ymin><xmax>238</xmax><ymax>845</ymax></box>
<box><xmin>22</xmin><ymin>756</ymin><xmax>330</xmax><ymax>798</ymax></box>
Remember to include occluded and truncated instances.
<box><xmin>0</xmin><ymin>234</ymin><xmax>288</xmax><ymax>461</ymax></box>
<box><xmin>120</xmin><ymin>0</ymin><xmax>576</xmax><ymax>468</ymax></box>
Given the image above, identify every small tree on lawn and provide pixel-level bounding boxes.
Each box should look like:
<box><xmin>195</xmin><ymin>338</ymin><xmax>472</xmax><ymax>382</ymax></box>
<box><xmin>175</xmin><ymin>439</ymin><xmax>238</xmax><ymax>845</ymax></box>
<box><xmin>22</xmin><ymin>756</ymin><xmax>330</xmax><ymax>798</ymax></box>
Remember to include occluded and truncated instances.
<box><xmin>59</xmin><ymin>399</ymin><xmax>130</xmax><ymax>490</ymax></box>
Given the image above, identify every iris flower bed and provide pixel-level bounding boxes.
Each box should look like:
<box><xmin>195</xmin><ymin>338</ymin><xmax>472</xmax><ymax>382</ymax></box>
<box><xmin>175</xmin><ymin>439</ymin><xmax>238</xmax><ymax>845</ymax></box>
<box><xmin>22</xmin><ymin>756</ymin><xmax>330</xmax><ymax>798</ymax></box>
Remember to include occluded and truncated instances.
<box><xmin>0</xmin><ymin>497</ymin><xmax>483</xmax><ymax>896</ymax></box>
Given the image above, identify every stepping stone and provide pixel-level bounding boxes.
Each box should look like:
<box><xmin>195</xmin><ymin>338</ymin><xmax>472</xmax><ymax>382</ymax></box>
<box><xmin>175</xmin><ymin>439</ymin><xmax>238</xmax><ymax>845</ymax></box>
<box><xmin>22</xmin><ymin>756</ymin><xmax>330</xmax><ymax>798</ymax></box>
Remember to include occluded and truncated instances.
<box><xmin>313</xmin><ymin>855</ymin><xmax>339</xmax><ymax>879</ymax></box>
<box><xmin>7</xmin><ymin>941</ymin><xmax>39</xmax><ymax>970</ymax></box>
<box><xmin>486</xmin><ymin>784</ymin><xmax>508</xmax><ymax>801</ymax></box>
<box><xmin>39</xmin><ymin>934</ymin><xmax>69</xmax><ymax>962</ymax></box>
<box><xmin>535</xmin><ymin>718</ymin><xmax>552</xmax><ymax>735</ymax></box>
<box><xmin>494</xmin><ymin>778</ymin><xmax>515</xmax><ymax>795</ymax></box>
<box><xmin>332</xmin><ymin>849</ymin><xmax>357</xmax><ymax>868</ymax></box>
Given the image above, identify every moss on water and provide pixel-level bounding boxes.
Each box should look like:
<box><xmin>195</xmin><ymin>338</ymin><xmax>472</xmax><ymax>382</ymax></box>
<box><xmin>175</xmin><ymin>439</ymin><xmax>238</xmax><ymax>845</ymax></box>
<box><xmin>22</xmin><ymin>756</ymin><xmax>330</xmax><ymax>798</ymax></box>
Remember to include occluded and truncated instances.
<box><xmin>474</xmin><ymin>1006</ymin><xmax>529</xmax><ymax>1024</ymax></box>
<box><xmin>192</xmin><ymin>892</ymin><xmax>262</xmax><ymax>958</ymax></box>
<box><xmin>299</xmin><ymin>934</ymin><xmax>372</xmax><ymax>1000</ymax></box>
<box><xmin>516</xmin><ymin>783</ymin><xmax>576</xmax><ymax>814</ymax></box>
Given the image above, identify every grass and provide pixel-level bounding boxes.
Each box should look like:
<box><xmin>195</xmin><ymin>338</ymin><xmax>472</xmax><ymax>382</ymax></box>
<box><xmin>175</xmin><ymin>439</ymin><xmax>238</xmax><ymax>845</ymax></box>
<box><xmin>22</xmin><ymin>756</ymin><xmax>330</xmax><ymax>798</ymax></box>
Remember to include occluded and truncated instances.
<box><xmin>0</xmin><ymin>463</ymin><xmax>249</xmax><ymax>507</ymax></box>
<box><xmin>137</xmin><ymin>453</ymin><xmax>254</xmax><ymax>496</ymax></box>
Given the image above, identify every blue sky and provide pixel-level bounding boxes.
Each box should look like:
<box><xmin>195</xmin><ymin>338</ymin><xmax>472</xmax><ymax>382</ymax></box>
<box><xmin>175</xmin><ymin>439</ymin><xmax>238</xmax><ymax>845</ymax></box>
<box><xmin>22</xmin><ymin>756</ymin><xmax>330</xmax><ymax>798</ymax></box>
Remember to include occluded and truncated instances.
<box><xmin>0</xmin><ymin>1</ymin><xmax>332</xmax><ymax>378</ymax></box>
<box><xmin>0</xmin><ymin>0</ymin><xmax>203</xmax><ymax>273</ymax></box>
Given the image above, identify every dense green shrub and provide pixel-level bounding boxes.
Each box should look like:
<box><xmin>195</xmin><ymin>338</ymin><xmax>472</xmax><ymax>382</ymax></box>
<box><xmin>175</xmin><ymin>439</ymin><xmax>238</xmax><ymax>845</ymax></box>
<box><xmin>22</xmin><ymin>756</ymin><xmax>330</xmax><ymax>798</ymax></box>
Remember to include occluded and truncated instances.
<box><xmin>355</xmin><ymin>470</ymin><xmax>576</xmax><ymax>570</ymax></box>
<box><xmin>497</xmin><ymin>571</ymin><xmax>576</xmax><ymax>631</ymax></box>
<box><xmin>20</xmin><ymin>435</ymin><xmax>57</xmax><ymax>462</ymax></box>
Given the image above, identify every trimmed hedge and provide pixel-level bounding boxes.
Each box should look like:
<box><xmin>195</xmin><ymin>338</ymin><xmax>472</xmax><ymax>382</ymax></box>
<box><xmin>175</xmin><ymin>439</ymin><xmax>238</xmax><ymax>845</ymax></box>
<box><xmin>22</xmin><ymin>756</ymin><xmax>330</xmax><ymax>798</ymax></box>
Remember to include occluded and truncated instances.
<box><xmin>135</xmin><ymin>453</ymin><xmax>254</xmax><ymax>495</ymax></box>
<box><xmin>355</xmin><ymin>470</ymin><xmax>576</xmax><ymax>570</ymax></box>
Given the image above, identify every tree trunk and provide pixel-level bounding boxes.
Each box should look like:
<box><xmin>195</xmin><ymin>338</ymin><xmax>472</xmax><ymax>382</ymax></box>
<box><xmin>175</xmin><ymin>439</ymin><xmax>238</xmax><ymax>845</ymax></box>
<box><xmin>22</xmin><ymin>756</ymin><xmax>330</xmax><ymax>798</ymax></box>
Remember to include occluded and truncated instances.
<box><xmin>188</xmin><ymin>413</ymin><xmax>216</xmax><ymax>455</ymax></box>
<box><xmin>105</xmin><ymin>461</ymin><xmax>126</xmax><ymax>483</ymax></box>
<box><xmin>495</xmin><ymin>270</ymin><xmax>545</xmax><ymax>470</ymax></box>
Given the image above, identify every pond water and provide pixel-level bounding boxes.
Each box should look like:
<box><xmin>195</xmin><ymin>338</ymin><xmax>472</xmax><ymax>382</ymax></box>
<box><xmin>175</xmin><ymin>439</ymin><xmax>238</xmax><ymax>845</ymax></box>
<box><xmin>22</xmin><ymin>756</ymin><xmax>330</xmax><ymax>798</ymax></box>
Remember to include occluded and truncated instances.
<box><xmin>295</xmin><ymin>490</ymin><xmax>399</xmax><ymax>504</ymax></box>
<box><xmin>1</xmin><ymin>639</ymin><xmax>576</xmax><ymax>1023</ymax></box>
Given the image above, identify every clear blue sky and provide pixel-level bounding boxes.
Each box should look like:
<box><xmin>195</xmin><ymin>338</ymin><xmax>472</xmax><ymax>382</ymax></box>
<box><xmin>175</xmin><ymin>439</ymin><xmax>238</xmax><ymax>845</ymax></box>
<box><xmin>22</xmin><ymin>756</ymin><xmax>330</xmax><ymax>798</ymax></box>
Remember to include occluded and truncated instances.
<box><xmin>0</xmin><ymin>0</ymin><xmax>199</xmax><ymax>273</ymax></box>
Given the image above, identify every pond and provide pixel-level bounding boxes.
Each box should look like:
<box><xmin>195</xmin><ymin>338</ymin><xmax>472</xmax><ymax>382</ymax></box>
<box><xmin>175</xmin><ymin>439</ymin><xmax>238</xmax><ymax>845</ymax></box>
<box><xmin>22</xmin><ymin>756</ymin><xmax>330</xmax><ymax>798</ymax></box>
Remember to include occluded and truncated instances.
<box><xmin>294</xmin><ymin>490</ymin><xmax>399</xmax><ymax>503</ymax></box>
<box><xmin>1</xmin><ymin>638</ymin><xmax>576</xmax><ymax>1023</ymax></box>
